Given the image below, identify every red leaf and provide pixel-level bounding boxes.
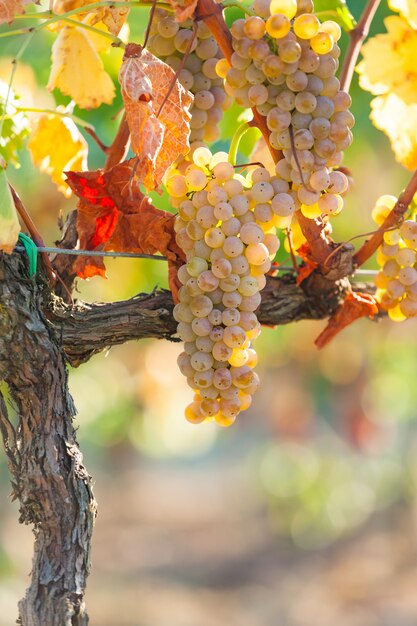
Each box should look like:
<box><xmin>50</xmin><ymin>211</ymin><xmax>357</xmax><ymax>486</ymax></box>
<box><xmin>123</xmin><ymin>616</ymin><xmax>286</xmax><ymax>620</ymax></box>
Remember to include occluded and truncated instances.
<box><xmin>296</xmin><ymin>242</ymin><xmax>318</xmax><ymax>285</ymax></box>
<box><xmin>65</xmin><ymin>160</ymin><xmax>185</xmax><ymax>298</ymax></box>
<box><xmin>315</xmin><ymin>291</ymin><xmax>378</xmax><ymax>349</ymax></box>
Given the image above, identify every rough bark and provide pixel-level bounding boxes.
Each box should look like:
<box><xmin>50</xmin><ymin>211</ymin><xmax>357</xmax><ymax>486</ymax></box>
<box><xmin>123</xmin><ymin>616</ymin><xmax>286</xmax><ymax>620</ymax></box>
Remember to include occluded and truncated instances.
<box><xmin>0</xmin><ymin>252</ymin><xmax>96</xmax><ymax>626</ymax></box>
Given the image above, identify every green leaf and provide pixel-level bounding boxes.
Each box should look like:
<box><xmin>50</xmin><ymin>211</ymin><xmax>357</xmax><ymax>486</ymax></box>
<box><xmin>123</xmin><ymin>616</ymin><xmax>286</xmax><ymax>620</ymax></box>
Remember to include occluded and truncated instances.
<box><xmin>0</xmin><ymin>86</ymin><xmax>29</xmax><ymax>168</ymax></box>
<box><xmin>314</xmin><ymin>0</ymin><xmax>357</xmax><ymax>31</ymax></box>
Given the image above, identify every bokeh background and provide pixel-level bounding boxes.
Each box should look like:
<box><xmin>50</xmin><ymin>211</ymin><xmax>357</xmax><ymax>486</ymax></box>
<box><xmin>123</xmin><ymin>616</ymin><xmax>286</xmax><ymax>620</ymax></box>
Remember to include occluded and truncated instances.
<box><xmin>1</xmin><ymin>1</ymin><xmax>417</xmax><ymax>624</ymax></box>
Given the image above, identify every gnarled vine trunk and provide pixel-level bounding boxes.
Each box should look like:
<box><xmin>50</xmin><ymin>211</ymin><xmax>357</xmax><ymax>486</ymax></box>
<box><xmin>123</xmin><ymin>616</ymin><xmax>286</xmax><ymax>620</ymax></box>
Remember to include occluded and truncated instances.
<box><xmin>0</xmin><ymin>253</ymin><xmax>96</xmax><ymax>626</ymax></box>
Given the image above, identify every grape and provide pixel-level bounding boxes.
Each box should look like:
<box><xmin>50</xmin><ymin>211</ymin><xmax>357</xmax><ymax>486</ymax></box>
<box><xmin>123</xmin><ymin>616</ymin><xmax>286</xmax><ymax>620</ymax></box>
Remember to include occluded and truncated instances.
<box><xmin>311</xmin><ymin>32</ymin><xmax>334</xmax><ymax>55</ymax></box>
<box><xmin>171</xmin><ymin>155</ymin><xmax>279</xmax><ymax>425</ymax></box>
<box><xmin>270</xmin><ymin>0</ymin><xmax>297</xmax><ymax>19</ymax></box>
<box><xmin>294</xmin><ymin>14</ymin><xmax>320</xmax><ymax>39</ymax></box>
<box><xmin>266</xmin><ymin>14</ymin><xmax>291</xmax><ymax>38</ymax></box>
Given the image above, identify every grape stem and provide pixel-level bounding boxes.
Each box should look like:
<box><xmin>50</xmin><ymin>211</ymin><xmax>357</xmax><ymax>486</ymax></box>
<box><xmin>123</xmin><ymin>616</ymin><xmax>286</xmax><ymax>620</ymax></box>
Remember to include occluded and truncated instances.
<box><xmin>228</xmin><ymin>121</ymin><xmax>251</xmax><ymax>165</ymax></box>
<box><xmin>339</xmin><ymin>0</ymin><xmax>382</xmax><ymax>93</ymax></box>
<box><xmin>353</xmin><ymin>169</ymin><xmax>417</xmax><ymax>267</ymax></box>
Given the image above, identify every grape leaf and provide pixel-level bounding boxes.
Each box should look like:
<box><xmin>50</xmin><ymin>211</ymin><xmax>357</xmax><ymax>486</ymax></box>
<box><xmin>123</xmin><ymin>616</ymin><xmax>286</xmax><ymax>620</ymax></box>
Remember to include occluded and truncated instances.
<box><xmin>52</xmin><ymin>0</ymin><xmax>129</xmax><ymax>35</ymax></box>
<box><xmin>0</xmin><ymin>84</ymin><xmax>29</xmax><ymax>167</ymax></box>
<box><xmin>357</xmin><ymin>16</ymin><xmax>417</xmax><ymax>106</ymax></box>
<box><xmin>65</xmin><ymin>161</ymin><xmax>185</xmax><ymax>298</ymax></box>
<box><xmin>314</xmin><ymin>0</ymin><xmax>356</xmax><ymax>31</ymax></box>
<box><xmin>119</xmin><ymin>44</ymin><xmax>193</xmax><ymax>191</ymax></box>
<box><xmin>0</xmin><ymin>0</ymin><xmax>31</xmax><ymax>24</ymax></box>
<box><xmin>389</xmin><ymin>0</ymin><xmax>417</xmax><ymax>28</ymax></box>
<box><xmin>315</xmin><ymin>291</ymin><xmax>378</xmax><ymax>349</ymax></box>
<box><xmin>27</xmin><ymin>112</ymin><xmax>88</xmax><ymax>196</ymax></box>
<box><xmin>48</xmin><ymin>26</ymin><xmax>115</xmax><ymax>109</ymax></box>
<box><xmin>0</xmin><ymin>166</ymin><xmax>20</xmax><ymax>254</ymax></box>
<box><xmin>370</xmin><ymin>94</ymin><xmax>417</xmax><ymax>171</ymax></box>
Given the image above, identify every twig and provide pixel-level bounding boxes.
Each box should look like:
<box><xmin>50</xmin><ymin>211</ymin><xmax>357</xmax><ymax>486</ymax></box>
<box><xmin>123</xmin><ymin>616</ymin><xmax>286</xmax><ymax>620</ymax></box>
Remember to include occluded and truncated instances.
<box><xmin>353</xmin><ymin>169</ymin><xmax>417</xmax><ymax>267</ymax></box>
<box><xmin>9</xmin><ymin>186</ymin><xmax>56</xmax><ymax>284</ymax></box>
<box><xmin>84</xmin><ymin>126</ymin><xmax>109</xmax><ymax>153</ymax></box>
<box><xmin>143</xmin><ymin>0</ymin><xmax>157</xmax><ymax>48</ymax></box>
<box><xmin>104</xmin><ymin>114</ymin><xmax>130</xmax><ymax>170</ymax></box>
<box><xmin>340</xmin><ymin>0</ymin><xmax>382</xmax><ymax>93</ymax></box>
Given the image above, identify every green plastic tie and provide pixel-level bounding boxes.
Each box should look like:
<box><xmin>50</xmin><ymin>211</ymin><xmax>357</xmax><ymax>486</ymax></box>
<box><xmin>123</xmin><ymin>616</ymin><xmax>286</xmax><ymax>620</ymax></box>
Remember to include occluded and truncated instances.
<box><xmin>18</xmin><ymin>233</ymin><xmax>37</xmax><ymax>278</ymax></box>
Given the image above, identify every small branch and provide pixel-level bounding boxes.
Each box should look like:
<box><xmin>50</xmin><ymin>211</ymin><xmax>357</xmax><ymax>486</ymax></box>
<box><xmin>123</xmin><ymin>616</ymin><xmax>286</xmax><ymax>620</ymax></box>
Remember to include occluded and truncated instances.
<box><xmin>340</xmin><ymin>0</ymin><xmax>382</xmax><ymax>93</ymax></box>
<box><xmin>84</xmin><ymin>126</ymin><xmax>109</xmax><ymax>153</ymax></box>
<box><xmin>354</xmin><ymin>169</ymin><xmax>417</xmax><ymax>267</ymax></box>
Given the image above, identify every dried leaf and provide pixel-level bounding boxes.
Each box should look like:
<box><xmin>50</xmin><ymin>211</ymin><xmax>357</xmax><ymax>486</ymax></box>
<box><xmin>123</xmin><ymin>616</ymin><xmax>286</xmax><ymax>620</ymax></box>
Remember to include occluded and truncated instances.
<box><xmin>0</xmin><ymin>0</ymin><xmax>31</xmax><ymax>24</ymax></box>
<box><xmin>0</xmin><ymin>167</ymin><xmax>20</xmax><ymax>254</ymax></box>
<box><xmin>165</xmin><ymin>0</ymin><xmax>198</xmax><ymax>21</ymax></box>
<box><xmin>119</xmin><ymin>44</ymin><xmax>193</xmax><ymax>191</ymax></box>
<box><xmin>65</xmin><ymin>161</ymin><xmax>185</xmax><ymax>298</ymax></box>
<box><xmin>48</xmin><ymin>26</ymin><xmax>115</xmax><ymax>109</ymax></box>
<box><xmin>315</xmin><ymin>291</ymin><xmax>378</xmax><ymax>349</ymax></box>
<box><xmin>27</xmin><ymin>113</ymin><xmax>88</xmax><ymax>197</ymax></box>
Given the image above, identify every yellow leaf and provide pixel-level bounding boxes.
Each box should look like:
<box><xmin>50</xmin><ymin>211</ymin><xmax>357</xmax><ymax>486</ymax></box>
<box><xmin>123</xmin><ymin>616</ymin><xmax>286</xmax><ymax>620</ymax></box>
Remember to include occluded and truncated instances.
<box><xmin>0</xmin><ymin>167</ymin><xmax>20</xmax><ymax>254</ymax></box>
<box><xmin>96</xmin><ymin>0</ymin><xmax>130</xmax><ymax>36</ymax></box>
<box><xmin>357</xmin><ymin>16</ymin><xmax>417</xmax><ymax>105</ymax></box>
<box><xmin>389</xmin><ymin>0</ymin><xmax>417</xmax><ymax>28</ymax></box>
<box><xmin>370</xmin><ymin>94</ymin><xmax>417</xmax><ymax>171</ymax></box>
<box><xmin>0</xmin><ymin>0</ymin><xmax>30</xmax><ymax>24</ymax></box>
<box><xmin>52</xmin><ymin>0</ymin><xmax>129</xmax><ymax>35</ymax></box>
<box><xmin>119</xmin><ymin>44</ymin><xmax>193</xmax><ymax>191</ymax></box>
<box><xmin>48</xmin><ymin>26</ymin><xmax>115</xmax><ymax>109</ymax></box>
<box><xmin>27</xmin><ymin>113</ymin><xmax>88</xmax><ymax>196</ymax></box>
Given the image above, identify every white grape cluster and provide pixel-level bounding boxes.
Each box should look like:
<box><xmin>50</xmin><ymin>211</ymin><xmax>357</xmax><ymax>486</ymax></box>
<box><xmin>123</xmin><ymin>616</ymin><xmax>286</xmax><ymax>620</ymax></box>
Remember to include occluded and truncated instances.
<box><xmin>372</xmin><ymin>196</ymin><xmax>417</xmax><ymax>322</ymax></box>
<box><xmin>216</xmin><ymin>0</ymin><xmax>352</xmax><ymax>220</ymax></box>
<box><xmin>147</xmin><ymin>9</ymin><xmax>231</xmax><ymax>146</ymax></box>
<box><xmin>168</xmin><ymin>148</ymin><xmax>281</xmax><ymax>426</ymax></box>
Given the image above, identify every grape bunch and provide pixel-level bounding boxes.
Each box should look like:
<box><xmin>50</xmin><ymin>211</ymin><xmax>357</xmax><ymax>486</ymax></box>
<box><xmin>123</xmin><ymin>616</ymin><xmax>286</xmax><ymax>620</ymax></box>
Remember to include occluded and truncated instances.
<box><xmin>216</xmin><ymin>0</ymin><xmax>352</xmax><ymax>221</ymax></box>
<box><xmin>168</xmin><ymin>148</ymin><xmax>281</xmax><ymax>426</ymax></box>
<box><xmin>147</xmin><ymin>9</ymin><xmax>231</xmax><ymax>146</ymax></box>
<box><xmin>373</xmin><ymin>196</ymin><xmax>417</xmax><ymax>321</ymax></box>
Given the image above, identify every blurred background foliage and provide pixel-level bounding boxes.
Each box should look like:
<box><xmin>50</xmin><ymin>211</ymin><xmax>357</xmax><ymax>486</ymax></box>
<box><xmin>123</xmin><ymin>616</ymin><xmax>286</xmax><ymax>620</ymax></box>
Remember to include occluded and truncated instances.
<box><xmin>1</xmin><ymin>1</ymin><xmax>417</xmax><ymax>625</ymax></box>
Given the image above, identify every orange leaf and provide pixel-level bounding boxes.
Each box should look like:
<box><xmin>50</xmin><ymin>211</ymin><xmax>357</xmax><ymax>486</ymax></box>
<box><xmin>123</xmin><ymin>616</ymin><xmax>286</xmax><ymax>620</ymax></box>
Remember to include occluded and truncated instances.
<box><xmin>0</xmin><ymin>0</ymin><xmax>31</xmax><ymax>23</ymax></box>
<box><xmin>119</xmin><ymin>44</ymin><xmax>193</xmax><ymax>191</ymax></box>
<box><xmin>315</xmin><ymin>291</ymin><xmax>378</xmax><ymax>349</ymax></box>
<box><xmin>296</xmin><ymin>242</ymin><xmax>318</xmax><ymax>285</ymax></box>
<box><xmin>165</xmin><ymin>0</ymin><xmax>198</xmax><ymax>21</ymax></box>
<box><xmin>65</xmin><ymin>161</ymin><xmax>185</xmax><ymax>299</ymax></box>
